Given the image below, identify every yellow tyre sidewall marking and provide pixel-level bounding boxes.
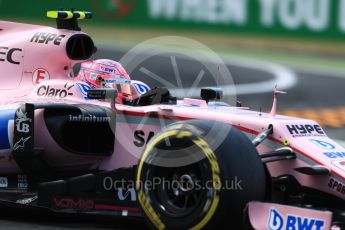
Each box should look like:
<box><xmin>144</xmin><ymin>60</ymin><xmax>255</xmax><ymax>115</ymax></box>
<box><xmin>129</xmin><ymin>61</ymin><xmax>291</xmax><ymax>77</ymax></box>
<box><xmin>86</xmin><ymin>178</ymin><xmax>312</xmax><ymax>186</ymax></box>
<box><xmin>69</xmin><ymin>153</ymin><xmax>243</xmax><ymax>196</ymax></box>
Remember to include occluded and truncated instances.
<box><xmin>190</xmin><ymin>138</ymin><xmax>220</xmax><ymax>230</ymax></box>
<box><xmin>136</xmin><ymin>129</ymin><xmax>221</xmax><ymax>230</ymax></box>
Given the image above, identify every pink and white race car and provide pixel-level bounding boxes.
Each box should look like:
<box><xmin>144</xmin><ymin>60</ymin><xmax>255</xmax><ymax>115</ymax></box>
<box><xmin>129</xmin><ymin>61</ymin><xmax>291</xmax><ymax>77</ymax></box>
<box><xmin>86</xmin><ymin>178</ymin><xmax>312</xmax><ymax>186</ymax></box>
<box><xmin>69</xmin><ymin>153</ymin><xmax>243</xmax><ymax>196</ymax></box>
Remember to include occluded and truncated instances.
<box><xmin>0</xmin><ymin>11</ymin><xmax>344</xmax><ymax>230</ymax></box>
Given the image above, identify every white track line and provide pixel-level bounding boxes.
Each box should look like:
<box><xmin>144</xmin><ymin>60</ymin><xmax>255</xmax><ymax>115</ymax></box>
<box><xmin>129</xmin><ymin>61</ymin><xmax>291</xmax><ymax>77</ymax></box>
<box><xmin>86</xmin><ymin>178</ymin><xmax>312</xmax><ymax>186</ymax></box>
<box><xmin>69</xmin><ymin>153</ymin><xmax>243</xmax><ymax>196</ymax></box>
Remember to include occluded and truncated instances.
<box><xmin>292</xmin><ymin>65</ymin><xmax>345</xmax><ymax>79</ymax></box>
<box><xmin>219</xmin><ymin>54</ymin><xmax>297</xmax><ymax>95</ymax></box>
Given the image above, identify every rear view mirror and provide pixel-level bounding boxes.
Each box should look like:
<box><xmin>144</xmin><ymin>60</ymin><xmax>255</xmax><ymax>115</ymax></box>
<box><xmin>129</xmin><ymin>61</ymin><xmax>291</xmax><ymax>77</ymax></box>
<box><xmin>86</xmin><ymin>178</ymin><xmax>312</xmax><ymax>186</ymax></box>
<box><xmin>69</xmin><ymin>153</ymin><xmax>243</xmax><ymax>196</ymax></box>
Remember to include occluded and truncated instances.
<box><xmin>201</xmin><ymin>88</ymin><xmax>223</xmax><ymax>103</ymax></box>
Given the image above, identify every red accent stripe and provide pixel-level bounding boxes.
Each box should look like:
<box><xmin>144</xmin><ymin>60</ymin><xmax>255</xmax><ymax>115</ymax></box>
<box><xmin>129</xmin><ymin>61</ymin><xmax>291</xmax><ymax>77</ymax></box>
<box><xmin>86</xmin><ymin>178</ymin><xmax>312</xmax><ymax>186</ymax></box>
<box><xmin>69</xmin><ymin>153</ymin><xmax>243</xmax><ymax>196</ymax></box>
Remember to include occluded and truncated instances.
<box><xmin>94</xmin><ymin>204</ymin><xmax>140</xmax><ymax>213</ymax></box>
<box><xmin>116</xmin><ymin>108</ymin><xmax>344</xmax><ymax>179</ymax></box>
<box><xmin>116</xmin><ymin>109</ymin><xmax>190</xmax><ymax>121</ymax></box>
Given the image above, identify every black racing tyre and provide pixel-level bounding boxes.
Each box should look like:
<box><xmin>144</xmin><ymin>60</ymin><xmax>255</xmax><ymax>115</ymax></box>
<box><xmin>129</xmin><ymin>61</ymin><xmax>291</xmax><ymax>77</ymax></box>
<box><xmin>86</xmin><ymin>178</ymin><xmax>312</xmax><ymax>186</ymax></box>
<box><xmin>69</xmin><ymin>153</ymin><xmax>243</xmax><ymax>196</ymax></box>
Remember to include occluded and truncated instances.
<box><xmin>136</xmin><ymin>120</ymin><xmax>266</xmax><ymax>230</ymax></box>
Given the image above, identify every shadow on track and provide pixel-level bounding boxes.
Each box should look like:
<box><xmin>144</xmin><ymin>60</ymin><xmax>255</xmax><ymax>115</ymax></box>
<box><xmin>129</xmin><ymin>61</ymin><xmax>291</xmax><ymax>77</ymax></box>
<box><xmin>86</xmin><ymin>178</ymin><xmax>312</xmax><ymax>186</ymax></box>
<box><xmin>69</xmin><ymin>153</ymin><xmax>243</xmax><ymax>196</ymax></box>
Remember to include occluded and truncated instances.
<box><xmin>0</xmin><ymin>204</ymin><xmax>147</xmax><ymax>230</ymax></box>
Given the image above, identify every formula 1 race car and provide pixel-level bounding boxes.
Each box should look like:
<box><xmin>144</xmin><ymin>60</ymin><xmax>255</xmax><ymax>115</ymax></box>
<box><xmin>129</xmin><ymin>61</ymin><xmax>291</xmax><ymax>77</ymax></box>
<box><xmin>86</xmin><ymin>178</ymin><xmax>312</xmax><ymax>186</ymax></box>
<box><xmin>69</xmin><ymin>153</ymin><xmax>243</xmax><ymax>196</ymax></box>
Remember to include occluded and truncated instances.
<box><xmin>0</xmin><ymin>11</ymin><xmax>344</xmax><ymax>230</ymax></box>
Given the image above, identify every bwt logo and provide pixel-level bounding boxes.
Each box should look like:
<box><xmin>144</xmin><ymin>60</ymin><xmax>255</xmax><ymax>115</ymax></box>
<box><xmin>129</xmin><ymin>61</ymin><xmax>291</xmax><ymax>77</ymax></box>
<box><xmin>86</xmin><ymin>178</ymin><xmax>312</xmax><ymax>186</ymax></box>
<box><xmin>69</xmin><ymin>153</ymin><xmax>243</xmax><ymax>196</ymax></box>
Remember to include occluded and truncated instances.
<box><xmin>268</xmin><ymin>209</ymin><xmax>325</xmax><ymax>230</ymax></box>
<box><xmin>323</xmin><ymin>152</ymin><xmax>345</xmax><ymax>159</ymax></box>
<box><xmin>310</xmin><ymin>139</ymin><xmax>335</xmax><ymax>150</ymax></box>
<box><xmin>286</xmin><ymin>124</ymin><xmax>325</xmax><ymax>137</ymax></box>
<box><xmin>100</xmin><ymin>66</ymin><xmax>116</xmax><ymax>74</ymax></box>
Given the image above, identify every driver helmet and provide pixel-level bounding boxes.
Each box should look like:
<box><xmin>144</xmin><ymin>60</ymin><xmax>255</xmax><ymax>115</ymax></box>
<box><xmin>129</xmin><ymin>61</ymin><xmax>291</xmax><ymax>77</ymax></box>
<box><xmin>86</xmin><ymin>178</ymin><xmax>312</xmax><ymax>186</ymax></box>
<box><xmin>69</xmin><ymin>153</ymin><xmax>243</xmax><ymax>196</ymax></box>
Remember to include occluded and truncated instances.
<box><xmin>77</xmin><ymin>59</ymin><xmax>132</xmax><ymax>104</ymax></box>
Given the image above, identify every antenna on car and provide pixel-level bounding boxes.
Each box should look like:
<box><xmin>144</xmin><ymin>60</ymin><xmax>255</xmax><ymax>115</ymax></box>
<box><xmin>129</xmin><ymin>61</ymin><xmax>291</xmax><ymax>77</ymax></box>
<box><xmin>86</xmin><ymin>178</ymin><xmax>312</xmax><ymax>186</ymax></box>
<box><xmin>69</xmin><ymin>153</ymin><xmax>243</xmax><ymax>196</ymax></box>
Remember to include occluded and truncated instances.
<box><xmin>270</xmin><ymin>85</ymin><xmax>286</xmax><ymax>117</ymax></box>
<box><xmin>47</xmin><ymin>10</ymin><xmax>93</xmax><ymax>31</ymax></box>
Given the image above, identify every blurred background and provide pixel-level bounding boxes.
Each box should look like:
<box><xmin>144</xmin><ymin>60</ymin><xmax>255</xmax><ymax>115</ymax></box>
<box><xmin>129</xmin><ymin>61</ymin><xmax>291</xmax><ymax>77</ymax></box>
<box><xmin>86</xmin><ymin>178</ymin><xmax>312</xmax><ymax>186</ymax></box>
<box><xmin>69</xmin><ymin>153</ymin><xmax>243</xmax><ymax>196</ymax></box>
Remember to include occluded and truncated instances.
<box><xmin>2</xmin><ymin>0</ymin><xmax>345</xmax><ymax>139</ymax></box>
<box><xmin>1</xmin><ymin>1</ymin><xmax>345</xmax><ymax>144</ymax></box>
<box><xmin>1</xmin><ymin>1</ymin><xmax>345</xmax><ymax>229</ymax></box>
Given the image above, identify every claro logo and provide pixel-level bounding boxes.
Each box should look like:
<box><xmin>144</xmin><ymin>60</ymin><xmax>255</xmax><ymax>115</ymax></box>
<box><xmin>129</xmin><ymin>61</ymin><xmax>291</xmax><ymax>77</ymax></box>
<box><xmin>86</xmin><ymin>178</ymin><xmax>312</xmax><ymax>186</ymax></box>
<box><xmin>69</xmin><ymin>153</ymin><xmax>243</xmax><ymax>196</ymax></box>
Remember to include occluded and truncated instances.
<box><xmin>53</xmin><ymin>198</ymin><xmax>94</xmax><ymax>209</ymax></box>
<box><xmin>37</xmin><ymin>84</ymin><xmax>74</xmax><ymax>98</ymax></box>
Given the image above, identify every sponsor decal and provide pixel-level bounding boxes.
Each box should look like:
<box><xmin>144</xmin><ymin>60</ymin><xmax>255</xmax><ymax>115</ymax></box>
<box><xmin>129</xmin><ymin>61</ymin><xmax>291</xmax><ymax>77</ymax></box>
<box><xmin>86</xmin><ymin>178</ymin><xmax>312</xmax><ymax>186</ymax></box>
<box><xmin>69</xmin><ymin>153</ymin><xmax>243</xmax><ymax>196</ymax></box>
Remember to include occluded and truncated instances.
<box><xmin>132</xmin><ymin>81</ymin><xmax>151</xmax><ymax>95</ymax></box>
<box><xmin>15</xmin><ymin>109</ymin><xmax>32</xmax><ymax>134</ymax></box>
<box><xmin>0</xmin><ymin>177</ymin><xmax>8</xmax><ymax>188</ymax></box>
<box><xmin>13</xmin><ymin>137</ymin><xmax>31</xmax><ymax>151</ymax></box>
<box><xmin>117</xmin><ymin>188</ymin><xmax>136</xmax><ymax>201</ymax></box>
<box><xmin>18</xmin><ymin>175</ymin><xmax>28</xmax><ymax>190</ymax></box>
<box><xmin>0</xmin><ymin>109</ymin><xmax>15</xmax><ymax>151</ymax></box>
<box><xmin>134</xmin><ymin>130</ymin><xmax>155</xmax><ymax>147</ymax></box>
<box><xmin>0</xmin><ymin>47</ymin><xmax>22</xmax><ymax>65</ymax></box>
<box><xmin>16</xmin><ymin>196</ymin><xmax>38</xmax><ymax>205</ymax></box>
<box><xmin>328</xmin><ymin>178</ymin><xmax>345</xmax><ymax>195</ymax></box>
<box><xmin>104</xmin><ymin>78</ymin><xmax>131</xmax><ymax>84</ymax></box>
<box><xmin>32</xmin><ymin>68</ymin><xmax>50</xmax><ymax>85</ymax></box>
<box><xmin>76</xmin><ymin>82</ymin><xmax>91</xmax><ymax>100</ymax></box>
<box><xmin>13</xmin><ymin>105</ymin><xmax>34</xmax><ymax>165</ymax></box>
<box><xmin>30</xmin><ymin>32</ymin><xmax>66</xmax><ymax>46</ymax></box>
<box><xmin>53</xmin><ymin>198</ymin><xmax>95</xmax><ymax>209</ymax></box>
<box><xmin>268</xmin><ymin>208</ymin><xmax>325</xmax><ymax>230</ymax></box>
<box><xmin>310</xmin><ymin>139</ymin><xmax>335</xmax><ymax>150</ymax></box>
<box><xmin>100</xmin><ymin>66</ymin><xmax>116</xmax><ymax>74</ymax></box>
<box><xmin>68</xmin><ymin>115</ymin><xmax>111</xmax><ymax>123</ymax></box>
<box><xmin>37</xmin><ymin>83</ymin><xmax>74</xmax><ymax>98</ymax></box>
<box><xmin>323</xmin><ymin>152</ymin><xmax>345</xmax><ymax>159</ymax></box>
<box><xmin>286</xmin><ymin>124</ymin><xmax>325</xmax><ymax>138</ymax></box>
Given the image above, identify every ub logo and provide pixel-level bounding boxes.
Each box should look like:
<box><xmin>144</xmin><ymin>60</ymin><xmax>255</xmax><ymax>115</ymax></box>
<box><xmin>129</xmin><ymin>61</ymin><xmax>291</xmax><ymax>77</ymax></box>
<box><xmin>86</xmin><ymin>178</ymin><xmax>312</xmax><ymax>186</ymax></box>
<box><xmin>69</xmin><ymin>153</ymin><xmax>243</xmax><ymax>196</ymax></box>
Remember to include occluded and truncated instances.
<box><xmin>16</xmin><ymin>109</ymin><xmax>32</xmax><ymax>133</ymax></box>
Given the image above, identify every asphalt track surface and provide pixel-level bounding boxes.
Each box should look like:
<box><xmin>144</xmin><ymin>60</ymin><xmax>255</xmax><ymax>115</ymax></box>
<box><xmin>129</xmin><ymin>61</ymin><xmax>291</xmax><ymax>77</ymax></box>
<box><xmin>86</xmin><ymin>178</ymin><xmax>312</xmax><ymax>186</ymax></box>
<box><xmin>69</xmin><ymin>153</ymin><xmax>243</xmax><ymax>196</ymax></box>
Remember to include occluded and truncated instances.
<box><xmin>1</xmin><ymin>47</ymin><xmax>345</xmax><ymax>229</ymax></box>
<box><xmin>95</xmin><ymin>46</ymin><xmax>345</xmax><ymax>111</ymax></box>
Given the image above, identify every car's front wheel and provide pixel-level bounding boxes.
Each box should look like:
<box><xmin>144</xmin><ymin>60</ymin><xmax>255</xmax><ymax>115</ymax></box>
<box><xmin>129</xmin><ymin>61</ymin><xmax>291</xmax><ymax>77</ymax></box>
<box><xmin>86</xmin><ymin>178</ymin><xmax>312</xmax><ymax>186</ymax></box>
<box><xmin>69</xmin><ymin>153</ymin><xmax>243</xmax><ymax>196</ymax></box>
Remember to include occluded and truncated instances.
<box><xmin>136</xmin><ymin>120</ymin><xmax>266</xmax><ymax>229</ymax></box>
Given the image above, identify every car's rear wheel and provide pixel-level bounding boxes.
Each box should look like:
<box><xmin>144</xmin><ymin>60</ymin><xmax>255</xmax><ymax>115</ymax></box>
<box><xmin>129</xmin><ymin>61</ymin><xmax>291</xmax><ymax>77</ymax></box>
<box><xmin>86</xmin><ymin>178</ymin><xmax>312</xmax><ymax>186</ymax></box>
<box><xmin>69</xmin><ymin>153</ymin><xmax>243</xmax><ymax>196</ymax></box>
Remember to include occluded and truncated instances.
<box><xmin>136</xmin><ymin>120</ymin><xmax>266</xmax><ymax>229</ymax></box>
